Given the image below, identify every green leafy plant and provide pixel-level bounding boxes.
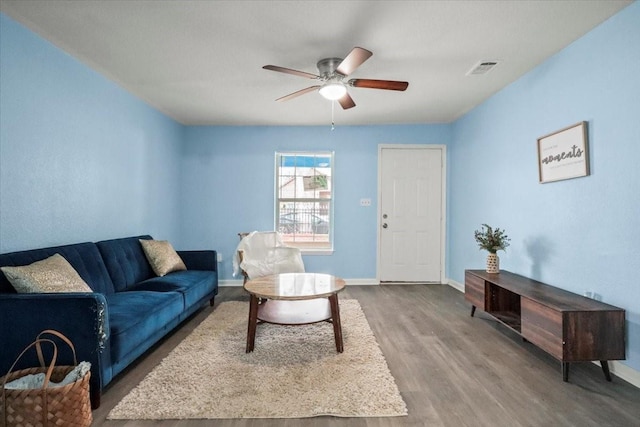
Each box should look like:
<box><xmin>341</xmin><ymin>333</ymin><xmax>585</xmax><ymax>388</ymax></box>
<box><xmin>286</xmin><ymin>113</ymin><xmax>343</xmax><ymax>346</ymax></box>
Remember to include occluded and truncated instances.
<box><xmin>474</xmin><ymin>224</ymin><xmax>510</xmax><ymax>254</ymax></box>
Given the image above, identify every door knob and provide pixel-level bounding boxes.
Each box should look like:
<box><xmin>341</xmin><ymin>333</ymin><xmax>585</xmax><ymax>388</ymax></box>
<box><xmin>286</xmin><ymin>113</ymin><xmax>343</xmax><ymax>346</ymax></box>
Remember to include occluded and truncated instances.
<box><xmin>382</xmin><ymin>223</ymin><xmax>388</xmax><ymax>228</ymax></box>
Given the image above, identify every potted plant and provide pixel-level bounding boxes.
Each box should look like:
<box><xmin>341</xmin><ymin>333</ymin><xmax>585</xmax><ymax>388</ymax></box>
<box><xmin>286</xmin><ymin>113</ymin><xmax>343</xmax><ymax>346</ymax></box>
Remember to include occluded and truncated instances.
<box><xmin>474</xmin><ymin>224</ymin><xmax>510</xmax><ymax>273</ymax></box>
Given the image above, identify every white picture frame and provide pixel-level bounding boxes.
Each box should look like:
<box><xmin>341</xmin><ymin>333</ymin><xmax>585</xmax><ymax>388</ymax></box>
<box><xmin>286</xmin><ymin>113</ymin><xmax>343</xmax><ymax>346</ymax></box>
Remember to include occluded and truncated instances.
<box><xmin>537</xmin><ymin>121</ymin><xmax>589</xmax><ymax>183</ymax></box>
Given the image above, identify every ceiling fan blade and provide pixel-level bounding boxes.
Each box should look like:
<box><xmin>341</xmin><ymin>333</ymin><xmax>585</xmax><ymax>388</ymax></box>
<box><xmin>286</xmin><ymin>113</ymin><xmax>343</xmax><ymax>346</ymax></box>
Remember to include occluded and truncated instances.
<box><xmin>349</xmin><ymin>79</ymin><xmax>409</xmax><ymax>91</ymax></box>
<box><xmin>337</xmin><ymin>92</ymin><xmax>356</xmax><ymax>110</ymax></box>
<box><xmin>275</xmin><ymin>85</ymin><xmax>321</xmax><ymax>102</ymax></box>
<box><xmin>336</xmin><ymin>47</ymin><xmax>373</xmax><ymax>76</ymax></box>
<box><xmin>263</xmin><ymin>65</ymin><xmax>319</xmax><ymax>79</ymax></box>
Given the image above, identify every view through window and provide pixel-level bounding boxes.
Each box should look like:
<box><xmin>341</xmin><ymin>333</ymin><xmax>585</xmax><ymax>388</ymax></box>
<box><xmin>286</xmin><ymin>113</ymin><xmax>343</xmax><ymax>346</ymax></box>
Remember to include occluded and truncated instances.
<box><xmin>275</xmin><ymin>152</ymin><xmax>333</xmax><ymax>251</ymax></box>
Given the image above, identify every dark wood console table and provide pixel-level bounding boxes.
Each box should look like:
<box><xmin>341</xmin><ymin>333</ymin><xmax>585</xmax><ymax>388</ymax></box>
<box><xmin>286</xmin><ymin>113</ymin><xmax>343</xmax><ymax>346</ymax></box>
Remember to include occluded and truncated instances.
<box><xmin>465</xmin><ymin>270</ymin><xmax>625</xmax><ymax>382</ymax></box>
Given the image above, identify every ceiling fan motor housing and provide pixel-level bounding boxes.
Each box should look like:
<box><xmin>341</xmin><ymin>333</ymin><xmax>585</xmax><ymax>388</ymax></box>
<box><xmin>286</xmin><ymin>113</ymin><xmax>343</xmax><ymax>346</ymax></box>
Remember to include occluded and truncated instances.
<box><xmin>317</xmin><ymin>58</ymin><xmax>345</xmax><ymax>78</ymax></box>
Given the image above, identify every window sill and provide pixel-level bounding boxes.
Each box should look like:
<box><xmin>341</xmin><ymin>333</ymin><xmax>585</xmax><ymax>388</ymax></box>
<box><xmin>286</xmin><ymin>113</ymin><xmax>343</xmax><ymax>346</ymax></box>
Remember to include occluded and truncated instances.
<box><xmin>299</xmin><ymin>249</ymin><xmax>334</xmax><ymax>256</ymax></box>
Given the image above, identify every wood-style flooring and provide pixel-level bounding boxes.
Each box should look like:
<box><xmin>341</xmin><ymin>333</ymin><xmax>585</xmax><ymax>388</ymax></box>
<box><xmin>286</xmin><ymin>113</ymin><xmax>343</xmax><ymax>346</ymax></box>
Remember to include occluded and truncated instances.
<box><xmin>91</xmin><ymin>285</ymin><xmax>640</xmax><ymax>426</ymax></box>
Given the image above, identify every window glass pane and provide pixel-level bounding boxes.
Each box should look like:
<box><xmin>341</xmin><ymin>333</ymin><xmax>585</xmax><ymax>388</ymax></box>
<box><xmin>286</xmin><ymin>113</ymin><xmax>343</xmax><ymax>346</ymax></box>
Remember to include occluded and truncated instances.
<box><xmin>276</xmin><ymin>152</ymin><xmax>333</xmax><ymax>250</ymax></box>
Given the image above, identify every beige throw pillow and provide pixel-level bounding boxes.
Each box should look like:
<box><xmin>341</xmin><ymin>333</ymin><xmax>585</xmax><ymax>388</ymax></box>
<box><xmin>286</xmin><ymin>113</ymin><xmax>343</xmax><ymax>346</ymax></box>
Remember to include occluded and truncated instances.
<box><xmin>0</xmin><ymin>253</ymin><xmax>93</xmax><ymax>293</ymax></box>
<box><xmin>139</xmin><ymin>239</ymin><xmax>187</xmax><ymax>277</ymax></box>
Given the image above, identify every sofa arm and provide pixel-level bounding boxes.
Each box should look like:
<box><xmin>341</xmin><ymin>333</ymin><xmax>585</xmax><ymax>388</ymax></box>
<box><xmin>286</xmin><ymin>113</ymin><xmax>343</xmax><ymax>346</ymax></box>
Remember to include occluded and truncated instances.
<box><xmin>178</xmin><ymin>250</ymin><xmax>217</xmax><ymax>271</ymax></box>
<box><xmin>0</xmin><ymin>293</ymin><xmax>109</xmax><ymax>408</ymax></box>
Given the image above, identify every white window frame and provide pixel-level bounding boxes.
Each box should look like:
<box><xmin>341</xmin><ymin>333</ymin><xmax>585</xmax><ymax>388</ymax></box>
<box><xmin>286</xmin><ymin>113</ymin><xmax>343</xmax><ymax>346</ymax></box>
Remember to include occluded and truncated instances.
<box><xmin>274</xmin><ymin>151</ymin><xmax>334</xmax><ymax>255</ymax></box>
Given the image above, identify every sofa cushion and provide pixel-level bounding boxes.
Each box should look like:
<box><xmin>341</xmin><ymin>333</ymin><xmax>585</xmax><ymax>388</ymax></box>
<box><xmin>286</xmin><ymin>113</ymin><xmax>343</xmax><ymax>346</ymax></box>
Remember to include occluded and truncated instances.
<box><xmin>106</xmin><ymin>290</ymin><xmax>184</xmax><ymax>361</ymax></box>
<box><xmin>139</xmin><ymin>239</ymin><xmax>187</xmax><ymax>277</ymax></box>
<box><xmin>1</xmin><ymin>254</ymin><xmax>92</xmax><ymax>293</ymax></box>
<box><xmin>96</xmin><ymin>236</ymin><xmax>155</xmax><ymax>292</ymax></box>
<box><xmin>0</xmin><ymin>242</ymin><xmax>115</xmax><ymax>294</ymax></box>
<box><xmin>133</xmin><ymin>270</ymin><xmax>217</xmax><ymax>308</ymax></box>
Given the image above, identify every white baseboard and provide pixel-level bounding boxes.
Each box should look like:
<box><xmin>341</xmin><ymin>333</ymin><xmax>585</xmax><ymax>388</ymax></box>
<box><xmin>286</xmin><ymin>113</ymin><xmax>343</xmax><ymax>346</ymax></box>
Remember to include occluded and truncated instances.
<box><xmin>225</xmin><ymin>278</ymin><xmax>466</xmax><ymax>288</ymax></box>
<box><xmin>345</xmin><ymin>278</ymin><xmax>379</xmax><ymax>286</ymax></box>
<box><xmin>598</xmin><ymin>360</ymin><xmax>640</xmax><ymax>389</ymax></box>
<box><xmin>442</xmin><ymin>279</ymin><xmax>640</xmax><ymax>388</ymax></box>
<box><xmin>446</xmin><ymin>278</ymin><xmax>464</xmax><ymax>292</ymax></box>
<box><xmin>219</xmin><ymin>279</ymin><xmax>244</xmax><ymax>287</ymax></box>
<box><xmin>219</xmin><ymin>278</ymin><xmax>380</xmax><ymax>287</ymax></box>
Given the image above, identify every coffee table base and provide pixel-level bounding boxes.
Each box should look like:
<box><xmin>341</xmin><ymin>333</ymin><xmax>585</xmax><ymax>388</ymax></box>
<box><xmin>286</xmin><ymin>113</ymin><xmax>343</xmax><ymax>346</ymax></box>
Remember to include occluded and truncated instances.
<box><xmin>258</xmin><ymin>299</ymin><xmax>331</xmax><ymax>324</ymax></box>
<box><xmin>245</xmin><ymin>294</ymin><xmax>343</xmax><ymax>353</ymax></box>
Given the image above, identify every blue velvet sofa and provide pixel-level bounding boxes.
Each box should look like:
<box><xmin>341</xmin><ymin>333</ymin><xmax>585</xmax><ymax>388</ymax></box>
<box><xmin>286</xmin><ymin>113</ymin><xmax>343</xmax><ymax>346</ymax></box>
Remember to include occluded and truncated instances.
<box><xmin>0</xmin><ymin>235</ymin><xmax>218</xmax><ymax>408</ymax></box>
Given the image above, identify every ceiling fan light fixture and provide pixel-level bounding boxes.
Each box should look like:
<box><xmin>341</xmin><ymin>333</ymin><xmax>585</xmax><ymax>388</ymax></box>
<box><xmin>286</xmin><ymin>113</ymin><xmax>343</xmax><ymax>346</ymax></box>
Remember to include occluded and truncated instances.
<box><xmin>319</xmin><ymin>82</ymin><xmax>347</xmax><ymax>100</ymax></box>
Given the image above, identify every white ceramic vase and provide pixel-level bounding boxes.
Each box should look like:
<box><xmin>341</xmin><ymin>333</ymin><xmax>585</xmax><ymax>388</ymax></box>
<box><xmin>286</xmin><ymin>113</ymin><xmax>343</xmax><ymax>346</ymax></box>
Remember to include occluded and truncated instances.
<box><xmin>486</xmin><ymin>253</ymin><xmax>499</xmax><ymax>273</ymax></box>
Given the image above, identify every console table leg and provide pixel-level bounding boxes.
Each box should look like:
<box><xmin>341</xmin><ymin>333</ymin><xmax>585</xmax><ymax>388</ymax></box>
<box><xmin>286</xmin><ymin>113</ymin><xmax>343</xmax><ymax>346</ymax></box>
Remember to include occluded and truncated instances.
<box><xmin>470</xmin><ymin>305</ymin><xmax>476</xmax><ymax>317</ymax></box>
<box><xmin>246</xmin><ymin>294</ymin><xmax>259</xmax><ymax>353</ymax></box>
<box><xmin>562</xmin><ymin>362</ymin><xmax>569</xmax><ymax>382</ymax></box>
<box><xmin>601</xmin><ymin>361</ymin><xmax>612</xmax><ymax>382</ymax></box>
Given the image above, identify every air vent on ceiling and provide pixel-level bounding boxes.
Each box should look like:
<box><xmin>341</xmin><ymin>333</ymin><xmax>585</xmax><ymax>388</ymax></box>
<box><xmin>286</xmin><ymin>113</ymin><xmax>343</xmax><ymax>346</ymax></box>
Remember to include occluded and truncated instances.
<box><xmin>466</xmin><ymin>60</ymin><xmax>499</xmax><ymax>76</ymax></box>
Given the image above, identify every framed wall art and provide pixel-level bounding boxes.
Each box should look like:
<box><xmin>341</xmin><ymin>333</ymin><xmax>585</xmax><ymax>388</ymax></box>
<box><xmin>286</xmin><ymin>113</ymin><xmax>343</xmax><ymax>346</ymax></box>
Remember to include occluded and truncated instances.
<box><xmin>537</xmin><ymin>121</ymin><xmax>589</xmax><ymax>183</ymax></box>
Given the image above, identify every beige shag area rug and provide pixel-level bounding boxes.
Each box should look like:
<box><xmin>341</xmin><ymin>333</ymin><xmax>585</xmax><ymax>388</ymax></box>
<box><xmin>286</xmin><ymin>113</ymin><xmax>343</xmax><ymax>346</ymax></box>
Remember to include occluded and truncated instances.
<box><xmin>108</xmin><ymin>299</ymin><xmax>407</xmax><ymax>420</ymax></box>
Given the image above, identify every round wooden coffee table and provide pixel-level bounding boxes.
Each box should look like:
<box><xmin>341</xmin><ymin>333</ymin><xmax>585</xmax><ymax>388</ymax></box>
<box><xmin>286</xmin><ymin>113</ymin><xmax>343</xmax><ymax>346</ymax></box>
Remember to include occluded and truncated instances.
<box><xmin>243</xmin><ymin>272</ymin><xmax>346</xmax><ymax>353</ymax></box>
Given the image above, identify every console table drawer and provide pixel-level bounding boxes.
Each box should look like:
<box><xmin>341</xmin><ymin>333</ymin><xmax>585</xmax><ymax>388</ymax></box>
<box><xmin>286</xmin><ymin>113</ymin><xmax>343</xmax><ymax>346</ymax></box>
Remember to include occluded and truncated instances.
<box><xmin>521</xmin><ymin>297</ymin><xmax>563</xmax><ymax>360</ymax></box>
<box><xmin>563</xmin><ymin>310</ymin><xmax>625</xmax><ymax>361</ymax></box>
<box><xmin>464</xmin><ymin>271</ymin><xmax>485</xmax><ymax>309</ymax></box>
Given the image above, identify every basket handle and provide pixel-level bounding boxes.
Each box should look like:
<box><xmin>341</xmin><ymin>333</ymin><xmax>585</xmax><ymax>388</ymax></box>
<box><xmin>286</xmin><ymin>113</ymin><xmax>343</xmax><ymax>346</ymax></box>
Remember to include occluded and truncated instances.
<box><xmin>1</xmin><ymin>338</ymin><xmax>58</xmax><ymax>390</ymax></box>
<box><xmin>35</xmin><ymin>329</ymin><xmax>78</xmax><ymax>367</ymax></box>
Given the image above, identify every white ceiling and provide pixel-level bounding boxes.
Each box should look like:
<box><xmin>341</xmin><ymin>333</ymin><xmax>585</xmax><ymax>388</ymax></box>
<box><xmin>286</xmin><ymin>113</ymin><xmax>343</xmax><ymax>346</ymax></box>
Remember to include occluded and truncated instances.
<box><xmin>0</xmin><ymin>0</ymin><xmax>632</xmax><ymax>126</ymax></box>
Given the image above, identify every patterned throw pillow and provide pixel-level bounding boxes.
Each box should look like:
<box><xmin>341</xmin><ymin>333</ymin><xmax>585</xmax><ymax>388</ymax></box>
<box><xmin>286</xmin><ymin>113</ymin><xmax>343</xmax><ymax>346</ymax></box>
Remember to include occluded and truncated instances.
<box><xmin>0</xmin><ymin>253</ymin><xmax>93</xmax><ymax>293</ymax></box>
<box><xmin>139</xmin><ymin>239</ymin><xmax>187</xmax><ymax>277</ymax></box>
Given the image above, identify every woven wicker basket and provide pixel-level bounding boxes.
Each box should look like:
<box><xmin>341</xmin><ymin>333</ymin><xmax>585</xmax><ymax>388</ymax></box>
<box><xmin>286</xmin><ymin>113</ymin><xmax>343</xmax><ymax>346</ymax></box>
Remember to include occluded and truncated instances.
<box><xmin>1</xmin><ymin>330</ymin><xmax>92</xmax><ymax>427</ymax></box>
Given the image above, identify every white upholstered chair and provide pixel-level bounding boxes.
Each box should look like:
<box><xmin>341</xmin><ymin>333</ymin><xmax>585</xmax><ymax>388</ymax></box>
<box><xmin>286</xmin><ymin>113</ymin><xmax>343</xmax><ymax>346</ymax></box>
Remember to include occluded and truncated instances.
<box><xmin>234</xmin><ymin>231</ymin><xmax>304</xmax><ymax>283</ymax></box>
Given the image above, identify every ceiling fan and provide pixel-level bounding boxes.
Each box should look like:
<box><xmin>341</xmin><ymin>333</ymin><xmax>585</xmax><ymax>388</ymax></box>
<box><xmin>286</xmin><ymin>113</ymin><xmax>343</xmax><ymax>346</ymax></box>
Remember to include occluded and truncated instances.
<box><xmin>263</xmin><ymin>47</ymin><xmax>409</xmax><ymax>110</ymax></box>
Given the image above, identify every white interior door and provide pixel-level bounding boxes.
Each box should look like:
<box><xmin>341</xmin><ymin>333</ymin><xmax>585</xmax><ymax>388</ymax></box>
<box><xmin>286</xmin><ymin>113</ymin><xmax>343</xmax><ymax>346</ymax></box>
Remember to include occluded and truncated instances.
<box><xmin>378</xmin><ymin>145</ymin><xmax>444</xmax><ymax>282</ymax></box>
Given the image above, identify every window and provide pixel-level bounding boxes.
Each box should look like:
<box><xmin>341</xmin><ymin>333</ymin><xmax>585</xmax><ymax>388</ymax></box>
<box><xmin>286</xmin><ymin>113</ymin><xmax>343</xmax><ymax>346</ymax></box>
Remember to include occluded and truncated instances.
<box><xmin>275</xmin><ymin>152</ymin><xmax>333</xmax><ymax>252</ymax></box>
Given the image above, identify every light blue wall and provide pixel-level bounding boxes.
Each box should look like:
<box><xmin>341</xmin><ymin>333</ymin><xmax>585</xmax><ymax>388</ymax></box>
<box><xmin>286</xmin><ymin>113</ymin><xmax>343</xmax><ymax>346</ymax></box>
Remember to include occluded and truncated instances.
<box><xmin>0</xmin><ymin>13</ymin><xmax>184</xmax><ymax>252</ymax></box>
<box><xmin>449</xmin><ymin>2</ymin><xmax>640</xmax><ymax>371</ymax></box>
<box><xmin>180</xmin><ymin>125</ymin><xmax>451</xmax><ymax>281</ymax></box>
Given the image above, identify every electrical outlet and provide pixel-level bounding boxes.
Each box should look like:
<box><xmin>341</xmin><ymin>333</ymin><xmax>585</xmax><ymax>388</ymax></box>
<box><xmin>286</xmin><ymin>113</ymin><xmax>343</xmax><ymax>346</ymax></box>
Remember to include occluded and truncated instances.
<box><xmin>217</xmin><ymin>253</ymin><xmax>222</xmax><ymax>263</ymax></box>
<box><xmin>360</xmin><ymin>198</ymin><xmax>372</xmax><ymax>207</ymax></box>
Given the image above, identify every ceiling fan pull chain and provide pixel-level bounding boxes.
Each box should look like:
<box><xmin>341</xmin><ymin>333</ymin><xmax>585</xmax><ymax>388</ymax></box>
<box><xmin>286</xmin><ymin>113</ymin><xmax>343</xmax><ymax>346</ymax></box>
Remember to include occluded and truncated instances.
<box><xmin>331</xmin><ymin>100</ymin><xmax>335</xmax><ymax>131</ymax></box>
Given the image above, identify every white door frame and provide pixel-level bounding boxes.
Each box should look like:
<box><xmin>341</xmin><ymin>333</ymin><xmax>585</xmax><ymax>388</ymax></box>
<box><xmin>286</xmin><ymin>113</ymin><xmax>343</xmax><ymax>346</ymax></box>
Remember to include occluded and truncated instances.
<box><xmin>376</xmin><ymin>144</ymin><xmax>447</xmax><ymax>283</ymax></box>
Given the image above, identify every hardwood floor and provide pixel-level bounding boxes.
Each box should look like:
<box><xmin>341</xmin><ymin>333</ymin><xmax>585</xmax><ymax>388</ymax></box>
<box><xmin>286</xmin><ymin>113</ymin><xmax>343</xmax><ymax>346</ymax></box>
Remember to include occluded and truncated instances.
<box><xmin>91</xmin><ymin>285</ymin><xmax>640</xmax><ymax>426</ymax></box>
